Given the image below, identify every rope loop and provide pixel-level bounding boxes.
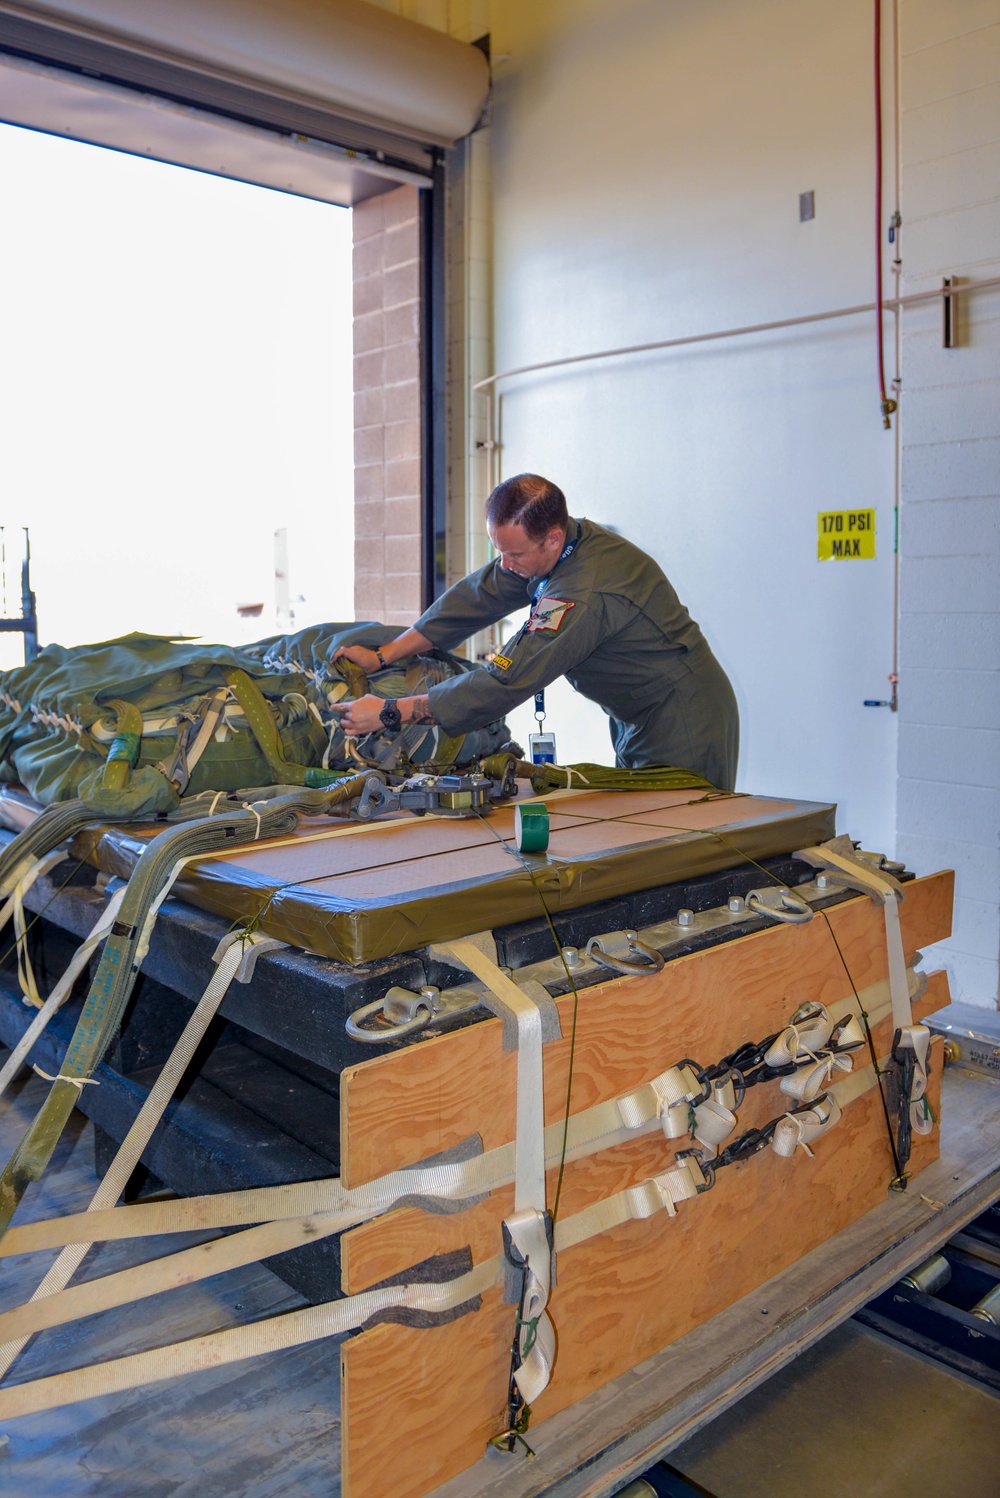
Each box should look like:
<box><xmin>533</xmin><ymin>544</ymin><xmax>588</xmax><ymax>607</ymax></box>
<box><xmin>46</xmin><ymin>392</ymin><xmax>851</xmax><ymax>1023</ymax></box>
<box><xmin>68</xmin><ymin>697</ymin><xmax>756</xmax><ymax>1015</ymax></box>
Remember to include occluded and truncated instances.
<box><xmin>32</xmin><ymin>1065</ymin><xmax>99</xmax><ymax>1090</ymax></box>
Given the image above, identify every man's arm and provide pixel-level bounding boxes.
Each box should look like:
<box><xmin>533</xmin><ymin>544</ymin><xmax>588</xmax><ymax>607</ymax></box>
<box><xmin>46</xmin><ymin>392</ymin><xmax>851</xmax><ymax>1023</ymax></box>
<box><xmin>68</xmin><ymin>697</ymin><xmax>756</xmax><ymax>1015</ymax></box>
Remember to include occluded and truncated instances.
<box><xmin>420</xmin><ymin>594</ymin><xmax>608</xmax><ymax>735</ymax></box>
<box><xmin>331</xmin><ymin>591</ymin><xmax>606</xmax><ymax>739</ymax></box>
<box><xmin>413</xmin><ymin>562</ymin><xmax>529</xmax><ymax>653</ymax></box>
<box><xmin>332</xmin><ymin>690</ymin><xmax>439</xmax><ymax>735</ymax></box>
<box><xmin>331</xmin><ymin>627</ymin><xmax>432</xmax><ymax>677</ymax></box>
<box><xmin>406</xmin><ymin>694</ymin><xmax>437</xmax><ymax>725</ymax></box>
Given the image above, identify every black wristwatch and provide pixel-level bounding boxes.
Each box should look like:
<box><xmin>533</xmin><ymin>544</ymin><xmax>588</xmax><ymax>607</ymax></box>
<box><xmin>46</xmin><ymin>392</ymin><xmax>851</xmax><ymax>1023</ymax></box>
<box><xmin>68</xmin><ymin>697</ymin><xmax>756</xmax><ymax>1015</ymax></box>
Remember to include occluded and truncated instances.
<box><xmin>379</xmin><ymin>698</ymin><xmax>403</xmax><ymax>732</ymax></box>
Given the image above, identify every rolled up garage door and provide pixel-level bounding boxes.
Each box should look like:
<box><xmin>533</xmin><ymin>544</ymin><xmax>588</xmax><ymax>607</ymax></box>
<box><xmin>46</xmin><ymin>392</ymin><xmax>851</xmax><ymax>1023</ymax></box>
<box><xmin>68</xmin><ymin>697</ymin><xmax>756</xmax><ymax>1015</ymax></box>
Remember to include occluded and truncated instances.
<box><xmin>0</xmin><ymin>0</ymin><xmax>490</xmax><ymax>202</ymax></box>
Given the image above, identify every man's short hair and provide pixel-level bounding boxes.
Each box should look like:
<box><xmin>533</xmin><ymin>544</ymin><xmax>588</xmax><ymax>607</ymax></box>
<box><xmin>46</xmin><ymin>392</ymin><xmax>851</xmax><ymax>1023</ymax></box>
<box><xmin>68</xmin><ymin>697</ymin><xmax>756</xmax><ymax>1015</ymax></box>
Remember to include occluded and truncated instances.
<box><xmin>485</xmin><ymin>474</ymin><xmax>569</xmax><ymax>542</ymax></box>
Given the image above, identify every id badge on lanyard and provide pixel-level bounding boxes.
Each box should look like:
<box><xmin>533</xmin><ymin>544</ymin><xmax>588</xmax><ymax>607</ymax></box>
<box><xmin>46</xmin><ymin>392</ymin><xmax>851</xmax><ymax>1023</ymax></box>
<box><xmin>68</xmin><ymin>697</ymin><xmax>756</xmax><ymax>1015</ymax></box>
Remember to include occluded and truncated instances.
<box><xmin>527</xmin><ymin>523</ymin><xmax>579</xmax><ymax>764</ymax></box>
<box><xmin>529</xmin><ymin>690</ymin><xmax>557</xmax><ymax>765</ymax></box>
<box><xmin>497</xmin><ymin>522</ymin><xmax>579</xmax><ymax>765</ymax></box>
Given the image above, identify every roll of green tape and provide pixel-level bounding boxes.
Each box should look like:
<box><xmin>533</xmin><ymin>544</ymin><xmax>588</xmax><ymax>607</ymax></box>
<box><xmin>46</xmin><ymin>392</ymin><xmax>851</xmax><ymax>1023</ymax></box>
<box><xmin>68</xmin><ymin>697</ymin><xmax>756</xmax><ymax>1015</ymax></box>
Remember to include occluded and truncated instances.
<box><xmin>515</xmin><ymin>801</ymin><xmax>550</xmax><ymax>853</ymax></box>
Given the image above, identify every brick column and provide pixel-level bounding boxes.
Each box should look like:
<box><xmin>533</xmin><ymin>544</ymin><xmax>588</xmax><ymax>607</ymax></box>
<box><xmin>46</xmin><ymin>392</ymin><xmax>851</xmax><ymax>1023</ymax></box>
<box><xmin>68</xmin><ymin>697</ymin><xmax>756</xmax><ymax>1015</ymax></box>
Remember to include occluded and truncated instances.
<box><xmin>353</xmin><ymin>185</ymin><xmax>423</xmax><ymax>627</ymax></box>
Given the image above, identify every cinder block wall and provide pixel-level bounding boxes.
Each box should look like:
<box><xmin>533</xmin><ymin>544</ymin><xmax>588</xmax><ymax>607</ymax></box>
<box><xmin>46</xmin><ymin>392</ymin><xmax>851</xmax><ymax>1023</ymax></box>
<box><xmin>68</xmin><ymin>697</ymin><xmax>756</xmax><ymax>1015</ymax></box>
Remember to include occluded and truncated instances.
<box><xmin>895</xmin><ymin>0</ymin><xmax>1000</xmax><ymax>1007</ymax></box>
<box><xmin>352</xmin><ymin>185</ymin><xmax>423</xmax><ymax>627</ymax></box>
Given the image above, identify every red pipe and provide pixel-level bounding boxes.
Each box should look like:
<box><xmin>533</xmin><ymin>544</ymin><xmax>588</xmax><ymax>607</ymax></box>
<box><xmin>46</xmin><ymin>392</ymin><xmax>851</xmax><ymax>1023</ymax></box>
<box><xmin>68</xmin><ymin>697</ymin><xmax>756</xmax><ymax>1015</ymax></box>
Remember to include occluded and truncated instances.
<box><xmin>875</xmin><ymin>0</ymin><xmax>896</xmax><ymax>429</ymax></box>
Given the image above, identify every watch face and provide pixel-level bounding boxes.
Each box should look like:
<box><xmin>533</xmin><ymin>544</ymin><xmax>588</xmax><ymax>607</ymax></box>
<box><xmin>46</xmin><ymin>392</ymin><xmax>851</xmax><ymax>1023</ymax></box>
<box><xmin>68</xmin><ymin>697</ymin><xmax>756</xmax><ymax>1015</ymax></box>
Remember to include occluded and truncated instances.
<box><xmin>379</xmin><ymin>701</ymin><xmax>402</xmax><ymax>732</ymax></box>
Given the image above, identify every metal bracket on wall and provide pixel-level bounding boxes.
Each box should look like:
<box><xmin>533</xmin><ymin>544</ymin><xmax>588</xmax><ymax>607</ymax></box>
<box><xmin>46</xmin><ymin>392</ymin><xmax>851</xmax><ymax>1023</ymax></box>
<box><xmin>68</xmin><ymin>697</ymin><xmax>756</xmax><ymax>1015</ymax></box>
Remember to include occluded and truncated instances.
<box><xmin>943</xmin><ymin>276</ymin><xmax>959</xmax><ymax>348</ymax></box>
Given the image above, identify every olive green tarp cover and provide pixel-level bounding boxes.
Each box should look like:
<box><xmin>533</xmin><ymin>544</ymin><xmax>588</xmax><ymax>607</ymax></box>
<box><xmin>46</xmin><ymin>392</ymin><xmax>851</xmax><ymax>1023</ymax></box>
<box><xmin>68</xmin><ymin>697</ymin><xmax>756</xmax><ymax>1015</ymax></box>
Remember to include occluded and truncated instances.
<box><xmin>0</xmin><ymin>625</ymin><xmax>511</xmax><ymax>818</ymax></box>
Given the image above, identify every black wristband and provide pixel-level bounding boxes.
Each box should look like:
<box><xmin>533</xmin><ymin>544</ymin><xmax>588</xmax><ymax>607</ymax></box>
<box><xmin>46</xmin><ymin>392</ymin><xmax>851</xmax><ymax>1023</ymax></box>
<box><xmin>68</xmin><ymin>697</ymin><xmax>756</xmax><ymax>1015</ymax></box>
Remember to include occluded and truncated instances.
<box><xmin>379</xmin><ymin>698</ymin><xmax>403</xmax><ymax>733</ymax></box>
<box><xmin>375</xmin><ymin>647</ymin><xmax>388</xmax><ymax>670</ymax></box>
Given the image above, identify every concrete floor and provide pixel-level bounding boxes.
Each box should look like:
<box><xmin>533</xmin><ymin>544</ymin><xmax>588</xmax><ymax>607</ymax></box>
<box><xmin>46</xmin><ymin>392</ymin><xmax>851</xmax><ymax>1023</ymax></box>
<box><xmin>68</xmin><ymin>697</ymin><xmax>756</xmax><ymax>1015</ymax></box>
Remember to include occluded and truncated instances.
<box><xmin>0</xmin><ymin>1068</ymin><xmax>345</xmax><ymax>1498</ymax></box>
<box><xmin>4</xmin><ymin>1062</ymin><xmax>1000</xmax><ymax>1498</ymax></box>
<box><xmin>670</xmin><ymin>1318</ymin><xmax>1000</xmax><ymax>1498</ymax></box>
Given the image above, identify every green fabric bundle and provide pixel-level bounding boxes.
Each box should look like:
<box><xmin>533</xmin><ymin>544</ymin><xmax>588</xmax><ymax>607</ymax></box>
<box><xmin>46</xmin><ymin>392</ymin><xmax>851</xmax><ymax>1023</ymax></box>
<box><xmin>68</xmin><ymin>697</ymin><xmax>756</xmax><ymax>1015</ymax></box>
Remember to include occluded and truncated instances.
<box><xmin>481</xmin><ymin>756</ymin><xmax>717</xmax><ymax>796</ymax></box>
<box><xmin>0</xmin><ymin>625</ymin><xmax>511</xmax><ymax>818</ymax></box>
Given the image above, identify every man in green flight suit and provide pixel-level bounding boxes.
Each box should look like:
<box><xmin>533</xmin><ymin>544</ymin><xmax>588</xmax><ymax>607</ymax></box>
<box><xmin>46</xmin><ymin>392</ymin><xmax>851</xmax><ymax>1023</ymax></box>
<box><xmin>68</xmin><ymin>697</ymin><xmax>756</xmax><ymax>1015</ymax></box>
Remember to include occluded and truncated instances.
<box><xmin>333</xmin><ymin>473</ymin><xmax>739</xmax><ymax>789</ymax></box>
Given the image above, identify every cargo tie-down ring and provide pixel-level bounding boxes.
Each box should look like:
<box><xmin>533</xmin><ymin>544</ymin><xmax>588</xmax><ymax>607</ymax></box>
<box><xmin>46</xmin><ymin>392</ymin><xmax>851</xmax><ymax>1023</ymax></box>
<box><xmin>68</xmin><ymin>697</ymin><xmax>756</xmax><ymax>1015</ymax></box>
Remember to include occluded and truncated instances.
<box><xmin>345</xmin><ymin>985</ymin><xmax>441</xmax><ymax>1042</ymax></box>
<box><xmin>746</xmin><ymin>886</ymin><xmax>813</xmax><ymax>924</ymax></box>
<box><xmin>584</xmin><ymin>929</ymin><xmax>666</xmax><ymax>975</ymax></box>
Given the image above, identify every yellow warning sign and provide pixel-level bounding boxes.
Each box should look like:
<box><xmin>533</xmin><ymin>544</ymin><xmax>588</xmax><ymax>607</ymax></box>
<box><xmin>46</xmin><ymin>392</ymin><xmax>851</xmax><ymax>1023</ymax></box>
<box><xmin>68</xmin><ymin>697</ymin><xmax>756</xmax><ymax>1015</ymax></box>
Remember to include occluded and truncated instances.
<box><xmin>818</xmin><ymin>509</ymin><xmax>876</xmax><ymax>560</ymax></box>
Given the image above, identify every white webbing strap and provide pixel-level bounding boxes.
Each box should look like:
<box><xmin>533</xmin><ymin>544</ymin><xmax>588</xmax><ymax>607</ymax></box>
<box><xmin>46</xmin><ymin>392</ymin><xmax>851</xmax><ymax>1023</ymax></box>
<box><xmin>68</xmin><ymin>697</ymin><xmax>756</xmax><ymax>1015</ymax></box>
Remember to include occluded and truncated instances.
<box><xmin>796</xmin><ymin>842</ymin><xmax>911</xmax><ymax>1029</ymax></box>
<box><xmin>442</xmin><ymin>939</ymin><xmax>546</xmax><ymax>1213</ymax></box>
<box><xmin>0</xmin><ymin>929</ymin><xmax>282</xmax><ymax>1383</ymax></box>
<box><xmin>0</xmin><ymin>1051</ymin><xmax>906</xmax><ymax>1422</ymax></box>
<box><xmin>615</xmin><ymin>1063</ymin><xmax>703</xmax><ymax>1138</ymax></box>
<box><xmin>503</xmin><ymin>1207</ymin><xmax>556</xmax><ymax>1405</ymax></box>
<box><xmin>764</xmin><ymin>1006</ymin><xmax>837</xmax><ymax>1068</ymax></box>
<box><xmin>770</xmin><ymin>1094</ymin><xmax>842</xmax><ymax>1158</ymax></box>
<box><xmin>797</xmin><ymin>840</ymin><xmax>934</xmax><ymax>1138</ymax></box>
<box><xmin>0</xmin><ymin>884</ymin><xmax>128</xmax><ymax>1106</ymax></box>
<box><xmin>0</xmin><ymin>850</ymin><xmax>70</xmax><ymax>1008</ymax></box>
<box><xmin>0</xmin><ymin>964</ymin><xmax>921</xmax><ymax>1265</ymax></box>
<box><xmin>0</xmin><ymin>1152</ymin><xmax>717</xmax><ymax>1424</ymax></box>
<box><xmin>895</xmin><ymin>1022</ymin><xmax>934</xmax><ymax>1135</ymax></box>
<box><xmin>441</xmin><ymin>938</ymin><xmax>553</xmax><ymax>1404</ymax></box>
<box><xmin>182</xmin><ymin>688</ymin><xmax>230</xmax><ymax>776</ymax></box>
<box><xmin>133</xmin><ymin>855</ymin><xmax>200</xmax><ymax>967</ymax></box>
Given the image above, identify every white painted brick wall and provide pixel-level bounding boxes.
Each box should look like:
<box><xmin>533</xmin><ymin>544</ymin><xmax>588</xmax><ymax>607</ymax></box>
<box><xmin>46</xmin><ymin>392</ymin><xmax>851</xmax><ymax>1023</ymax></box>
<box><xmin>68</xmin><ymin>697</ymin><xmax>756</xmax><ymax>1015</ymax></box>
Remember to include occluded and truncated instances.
<box><xmin>898</xmin><ymin>0</ymin><xmax>1000</xmax><ymax>1008</ymax></box>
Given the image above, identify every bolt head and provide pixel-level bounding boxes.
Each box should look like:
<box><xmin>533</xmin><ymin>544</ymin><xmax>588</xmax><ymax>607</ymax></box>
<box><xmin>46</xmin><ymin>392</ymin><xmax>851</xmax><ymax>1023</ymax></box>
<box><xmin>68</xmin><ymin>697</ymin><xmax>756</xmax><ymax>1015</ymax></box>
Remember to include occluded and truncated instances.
<box><xmin>677</xmin><ymin>908</ymin><xmax>694</xmax><ymax>927</ymax></box>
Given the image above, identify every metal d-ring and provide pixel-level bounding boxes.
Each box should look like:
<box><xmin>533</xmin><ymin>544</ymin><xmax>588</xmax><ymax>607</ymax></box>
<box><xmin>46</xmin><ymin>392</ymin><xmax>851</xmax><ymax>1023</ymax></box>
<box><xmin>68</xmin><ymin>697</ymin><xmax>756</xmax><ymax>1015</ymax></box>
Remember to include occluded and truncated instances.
<box><xmin>746</xmin><ymin>887</ymin><xmax>813</xmax><ymax>925</ymax></box>
<box><xmin>585</xmin><ymin>930</ymin><xmax>666</xmax><ymax>975</ymax></box>
<box><xmin>345</xmin><ymin>986</ymin><xmax>439</xmax><ymax>1042</ymax></box>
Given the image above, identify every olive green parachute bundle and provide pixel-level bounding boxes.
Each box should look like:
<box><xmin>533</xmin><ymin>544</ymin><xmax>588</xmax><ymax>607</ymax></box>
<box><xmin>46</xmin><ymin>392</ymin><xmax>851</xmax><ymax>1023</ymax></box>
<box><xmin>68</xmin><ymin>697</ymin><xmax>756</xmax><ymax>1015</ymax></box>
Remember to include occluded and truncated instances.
<box><xmin>0</xmin><ymin>624</ymin><xmax>512</xmax><ymax>819</ymax></box>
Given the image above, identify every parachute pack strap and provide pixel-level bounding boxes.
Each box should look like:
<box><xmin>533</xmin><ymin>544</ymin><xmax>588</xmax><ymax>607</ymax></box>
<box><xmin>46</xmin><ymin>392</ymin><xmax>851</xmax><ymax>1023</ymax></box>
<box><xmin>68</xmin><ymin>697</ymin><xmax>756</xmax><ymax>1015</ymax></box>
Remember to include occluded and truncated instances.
<box><xmin>184</xmin><ymin>688</ymin><xmax>229</xmax><ymax>772</ymax></box>
<box><xmin>98</xmin><ymin>699</ymin><xmax>143</xmax><ymax>791</ymax></box>
<box><xmin>157</xmin><ymin>686</ymin><xmax>230</xmax><ymax>792</ymax></box>
<box><xmin>0</xmin><ymin>932</ymin><xmax>257</xmax><ymax>1383</ymax></box>
<box><xmin>222</xmin><ymin>668</ymin><xmax>301</xmax><ymax>783</ymax></box>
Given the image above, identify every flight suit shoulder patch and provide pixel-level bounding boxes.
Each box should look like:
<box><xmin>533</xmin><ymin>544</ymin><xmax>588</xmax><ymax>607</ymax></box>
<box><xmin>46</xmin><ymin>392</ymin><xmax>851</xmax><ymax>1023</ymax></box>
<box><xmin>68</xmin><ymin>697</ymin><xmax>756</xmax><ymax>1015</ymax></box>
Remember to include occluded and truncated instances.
<box><xmin>527</xmin><ymin>598</ymin><xmax>576</xmax><ymax>634</ymax></box>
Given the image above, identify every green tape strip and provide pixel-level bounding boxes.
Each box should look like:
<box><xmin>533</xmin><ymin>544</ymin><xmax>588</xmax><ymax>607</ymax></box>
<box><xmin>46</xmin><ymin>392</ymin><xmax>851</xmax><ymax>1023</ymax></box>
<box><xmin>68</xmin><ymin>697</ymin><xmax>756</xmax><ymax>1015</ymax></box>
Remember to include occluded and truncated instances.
<box><xmin>304</xmin><ymin>767</ymin><xmax>345</xmax><ymax>788</ymax></box>
<box><xmin>106</xmin><ymin>732</ymin><xmax>141</xmax><ymax>766</ymax></box>
<box><xmin>515</xmin><ymin>801</ymin><xmax>550</xmax><ymax>854</ymax></box>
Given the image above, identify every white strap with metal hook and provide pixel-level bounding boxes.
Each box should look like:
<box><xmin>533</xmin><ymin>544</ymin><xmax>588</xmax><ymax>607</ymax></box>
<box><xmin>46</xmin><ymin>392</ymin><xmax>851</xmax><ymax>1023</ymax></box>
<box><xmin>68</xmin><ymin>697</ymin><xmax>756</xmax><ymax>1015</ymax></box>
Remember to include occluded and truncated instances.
<box><xmin>441</xmin><ymin>938</ymin><xmax>554</xmax><ymax>1402</ymax></box>
<box><xmin>796</xmin><ymin>839</ymin><xmax>933</xmax><ymax>1134</ymax></box>
<box><xmin>771</xmin><ymin>1094</ymin><xmax>842</xmax><ymax>1158</ymax></box>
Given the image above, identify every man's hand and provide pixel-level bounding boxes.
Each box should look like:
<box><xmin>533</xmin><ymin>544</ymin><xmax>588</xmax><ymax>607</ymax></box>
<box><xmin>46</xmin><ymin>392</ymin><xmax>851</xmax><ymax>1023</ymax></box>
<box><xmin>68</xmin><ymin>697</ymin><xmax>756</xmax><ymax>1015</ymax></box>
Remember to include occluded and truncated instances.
<box><xmin>331</xmin><ymin>644</ymin><xmax>383</xmax><ymax>674</ymax></box>
<box><xmin>330</xmin><ymin>695</ymin><xmax>387</xmax><ymax>736</ymax></box>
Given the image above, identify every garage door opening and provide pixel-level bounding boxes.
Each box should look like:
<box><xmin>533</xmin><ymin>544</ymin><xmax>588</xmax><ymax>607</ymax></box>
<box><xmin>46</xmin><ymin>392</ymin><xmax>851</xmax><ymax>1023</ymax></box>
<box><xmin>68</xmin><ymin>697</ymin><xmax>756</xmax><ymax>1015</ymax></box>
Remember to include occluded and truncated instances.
<box><xmin>0</xmin><ymin>120</ymin><xmax>353</xmax><ymax>665</ymax></box>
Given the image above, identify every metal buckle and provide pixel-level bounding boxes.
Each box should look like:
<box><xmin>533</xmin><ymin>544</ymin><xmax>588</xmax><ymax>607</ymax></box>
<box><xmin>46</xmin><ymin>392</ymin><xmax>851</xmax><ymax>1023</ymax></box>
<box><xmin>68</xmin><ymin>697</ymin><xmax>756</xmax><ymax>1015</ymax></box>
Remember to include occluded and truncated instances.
<box><xmin>675</xmin><ymin>1147</ymin><xmax>715</xmax><ymax>1193</ymax></box>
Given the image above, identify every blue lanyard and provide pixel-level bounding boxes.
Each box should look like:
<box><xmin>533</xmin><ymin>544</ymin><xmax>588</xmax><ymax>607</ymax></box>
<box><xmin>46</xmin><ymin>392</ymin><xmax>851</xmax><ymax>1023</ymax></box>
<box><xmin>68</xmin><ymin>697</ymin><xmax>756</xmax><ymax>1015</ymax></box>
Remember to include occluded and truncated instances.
<box><xmin>530</xmin><ymin>521</ymin><xmax>581</xmax><ymax>610</ymax></box>
<box><xmin>529</xmin><ymin>521</ymin><xmax>580</xmax><ymax>726</ymax></box>
<box><xmin>494</xmin><ymin>521</ymin><xmax>582</xmax><ymax>690</ymax></box>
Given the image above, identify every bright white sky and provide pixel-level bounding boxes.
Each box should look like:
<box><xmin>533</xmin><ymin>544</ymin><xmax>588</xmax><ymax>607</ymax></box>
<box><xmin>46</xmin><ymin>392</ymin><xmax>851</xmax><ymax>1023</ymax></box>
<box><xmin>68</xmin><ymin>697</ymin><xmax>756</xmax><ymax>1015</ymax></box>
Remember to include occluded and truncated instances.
<box><xmin>0</xmin><ymin>123</ymin><xmax>353</xmax><ymax>668</ymax></box>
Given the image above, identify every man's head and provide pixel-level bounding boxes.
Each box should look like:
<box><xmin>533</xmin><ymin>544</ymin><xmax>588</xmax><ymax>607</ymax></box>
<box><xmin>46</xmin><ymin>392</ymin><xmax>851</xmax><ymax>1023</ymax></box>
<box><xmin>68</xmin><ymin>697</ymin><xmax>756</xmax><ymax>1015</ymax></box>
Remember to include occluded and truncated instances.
<box><xmin>485</xmin><ymin>474</ymin><xmax>570</xmax><ymax>578</ymax></box>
